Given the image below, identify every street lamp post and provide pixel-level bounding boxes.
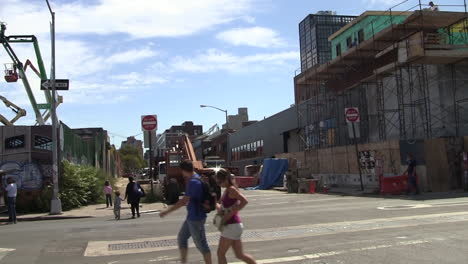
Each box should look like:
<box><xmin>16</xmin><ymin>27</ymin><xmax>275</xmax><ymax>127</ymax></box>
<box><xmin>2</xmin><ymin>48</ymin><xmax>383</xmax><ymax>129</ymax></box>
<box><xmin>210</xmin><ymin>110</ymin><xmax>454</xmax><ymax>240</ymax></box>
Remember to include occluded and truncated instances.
<box><xmin>46</xmin><ymin>0</ymin><xmax>62</xmax><ymax>214</ymax></box>
<box><xmin>200</xmin><ymin>105</ymin><xmax>230</xmax><ymax>165</ymax></box>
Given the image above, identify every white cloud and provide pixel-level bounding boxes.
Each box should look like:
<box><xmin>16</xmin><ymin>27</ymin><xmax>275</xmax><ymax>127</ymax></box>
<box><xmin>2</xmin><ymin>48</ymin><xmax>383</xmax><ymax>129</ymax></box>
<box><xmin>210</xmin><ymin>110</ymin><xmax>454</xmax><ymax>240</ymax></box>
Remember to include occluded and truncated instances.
<box><xmin>216</xmin><ymin>27</ymin><xmax>286</xmax><ymax>48</ymax></box>
<box><xmin>112</xmin><ymin>72</ymin><xmax>168</xmax><ymax>86</ymax></box>
<box><xmin>1</xmin><ymin>0</ymin><xmax>253</xmax><ymax>39</ymax></box>
<box><xmin>106</xmin><ymin>48</ymin><xmax>158</xmax><ymax>64</ymax></box>
<box><xmin>364</xmin><ymin>0</ymin><xmax>409</xmax><ymax>8</ymax></box>
<box><xmin>170</xmin><ymin>49</ymin><xmax>298</xmax><ymax>73</ymax></box>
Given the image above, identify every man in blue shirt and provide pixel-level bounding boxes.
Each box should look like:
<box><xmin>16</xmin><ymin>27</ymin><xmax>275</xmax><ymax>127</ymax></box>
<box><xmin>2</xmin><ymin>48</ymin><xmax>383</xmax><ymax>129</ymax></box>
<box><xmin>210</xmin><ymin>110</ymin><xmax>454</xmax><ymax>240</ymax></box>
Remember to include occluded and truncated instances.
<box><xmin>160</xmin><ymin>160</ymin><xmax>212</xmax><ymax>264</ymax></box>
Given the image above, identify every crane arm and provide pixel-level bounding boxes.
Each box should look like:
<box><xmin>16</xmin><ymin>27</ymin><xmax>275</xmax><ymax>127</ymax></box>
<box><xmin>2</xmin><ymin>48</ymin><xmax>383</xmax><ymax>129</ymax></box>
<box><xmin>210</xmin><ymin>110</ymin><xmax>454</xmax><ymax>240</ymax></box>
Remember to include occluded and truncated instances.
<box><xmin>24</xmin><ymin>59</ymin><xmax>41</xmax><ymax>77</ymax></box>
<box><xmin>0</xmin><ymin>95</ymin><xmax>26</xmax><ymax>125</ymax></box>
<box><xmin>203</xmin><ymin>124</ymin><xmax>219</xmax><ymax>136</ymax></box>
<box><xmin>0</xmin><ymin>23</ymin><xmax>45</xmax><ymax>125</ymax></box>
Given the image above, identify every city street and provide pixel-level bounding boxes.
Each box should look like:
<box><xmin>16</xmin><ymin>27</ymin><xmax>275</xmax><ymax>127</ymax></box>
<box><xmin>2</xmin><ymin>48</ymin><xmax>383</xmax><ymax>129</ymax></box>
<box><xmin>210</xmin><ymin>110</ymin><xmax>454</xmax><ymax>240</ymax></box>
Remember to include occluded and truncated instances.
<box><xmin>1</xmin><ymin>190</ymin><xmax>468</xmax><ymax>264</ymax></box>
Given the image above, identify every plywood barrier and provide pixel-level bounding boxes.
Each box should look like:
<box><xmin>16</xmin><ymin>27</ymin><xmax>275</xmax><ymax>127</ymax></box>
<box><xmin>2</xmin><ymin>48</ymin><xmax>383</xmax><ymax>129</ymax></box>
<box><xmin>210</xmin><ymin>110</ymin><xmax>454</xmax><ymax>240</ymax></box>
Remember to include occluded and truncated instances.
<box><xmin>464</xmin><ymin>136</ymin><xmax>468</xmax><ymax>152</ymax></box>
<box><xmin>425</xmin><ymin>138</ymin><xmax>450</xmax><ymax>192</ymax></box>
<box><xmin>276</xmin><ymin>138</ymin><xmax>465</xmax><ymax>191</ymax></box>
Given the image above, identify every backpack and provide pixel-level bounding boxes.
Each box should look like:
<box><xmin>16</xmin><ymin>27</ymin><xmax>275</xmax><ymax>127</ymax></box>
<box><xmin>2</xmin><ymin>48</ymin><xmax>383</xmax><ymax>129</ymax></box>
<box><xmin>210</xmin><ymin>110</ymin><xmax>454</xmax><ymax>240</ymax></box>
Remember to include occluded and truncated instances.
<box><xmin>133</xmin><ymin>183</ymin><xmax>146</xmax><ymax>198</ymax></box>
<box><xmin>194</xmin><ymin>178</ymin><xmax>216</xmax><ymax>213</ymax></box>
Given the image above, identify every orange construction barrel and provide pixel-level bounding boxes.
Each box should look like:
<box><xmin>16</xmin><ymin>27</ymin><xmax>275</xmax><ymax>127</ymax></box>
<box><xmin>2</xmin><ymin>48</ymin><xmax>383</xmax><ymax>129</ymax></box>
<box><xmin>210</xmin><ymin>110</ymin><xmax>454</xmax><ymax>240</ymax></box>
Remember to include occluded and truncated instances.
<box><xmin>309</xmin><ymin>180</ymin><xmax>316</xmax><ymax>194</ymax></box>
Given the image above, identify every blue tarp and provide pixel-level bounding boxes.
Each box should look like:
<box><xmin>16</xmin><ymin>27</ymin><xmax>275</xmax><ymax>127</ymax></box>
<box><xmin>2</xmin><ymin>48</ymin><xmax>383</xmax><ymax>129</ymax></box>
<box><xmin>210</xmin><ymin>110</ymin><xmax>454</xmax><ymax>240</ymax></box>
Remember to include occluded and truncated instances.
<box><xmin>259</xmin><ymin>158</ymin><xmax>288</xmax><ymax>190</ymax></box>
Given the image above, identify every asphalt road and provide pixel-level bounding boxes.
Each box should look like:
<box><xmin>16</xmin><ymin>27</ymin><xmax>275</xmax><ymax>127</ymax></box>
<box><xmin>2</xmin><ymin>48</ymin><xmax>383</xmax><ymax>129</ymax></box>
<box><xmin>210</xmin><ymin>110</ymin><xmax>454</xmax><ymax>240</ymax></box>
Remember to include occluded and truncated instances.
<box><xmin>1</xmin><ymin>190</ymin><xmax>468</xmax><ymax>264</ymax></box>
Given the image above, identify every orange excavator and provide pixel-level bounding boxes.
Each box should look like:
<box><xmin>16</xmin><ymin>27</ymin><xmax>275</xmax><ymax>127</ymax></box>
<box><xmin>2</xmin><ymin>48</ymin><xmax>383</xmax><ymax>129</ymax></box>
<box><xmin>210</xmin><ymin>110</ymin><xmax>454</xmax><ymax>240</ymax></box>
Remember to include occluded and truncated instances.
<box><xmin>163</xmin><ymin>134</ymin><xmax>207</xmax><ymax>191</ymax></box>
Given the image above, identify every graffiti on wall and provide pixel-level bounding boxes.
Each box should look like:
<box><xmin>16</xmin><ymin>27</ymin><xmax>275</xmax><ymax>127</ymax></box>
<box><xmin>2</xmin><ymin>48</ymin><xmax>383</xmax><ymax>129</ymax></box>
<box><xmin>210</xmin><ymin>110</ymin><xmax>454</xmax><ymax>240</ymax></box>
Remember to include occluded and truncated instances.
<box><xmin>359</xmin><ymin>151</ymin><xmax>376</xmax><ymax>174</ymax></box>
<box><xmin>0</xmin><ymin>161</ymin><xmax>49</xmax><ymax>190</ymax></box>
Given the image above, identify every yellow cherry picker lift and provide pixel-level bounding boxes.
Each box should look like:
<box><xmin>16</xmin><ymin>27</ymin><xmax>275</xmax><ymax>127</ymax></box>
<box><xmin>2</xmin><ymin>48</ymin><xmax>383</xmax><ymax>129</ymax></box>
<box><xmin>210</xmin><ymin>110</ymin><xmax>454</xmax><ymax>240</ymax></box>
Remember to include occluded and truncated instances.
<box><xmin>0</xmin><ymin>22</ymin><xmax>61</xmax><ymax>126</ymax></box>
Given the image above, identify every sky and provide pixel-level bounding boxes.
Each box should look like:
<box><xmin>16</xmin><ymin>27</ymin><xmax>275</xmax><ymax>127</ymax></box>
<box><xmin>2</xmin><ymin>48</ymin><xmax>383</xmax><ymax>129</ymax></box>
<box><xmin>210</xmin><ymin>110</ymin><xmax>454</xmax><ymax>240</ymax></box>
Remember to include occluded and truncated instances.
<box><xmin>0</xmin><ymin>0</ymin><xmax>411</xmax><ymax>145</ymax></box>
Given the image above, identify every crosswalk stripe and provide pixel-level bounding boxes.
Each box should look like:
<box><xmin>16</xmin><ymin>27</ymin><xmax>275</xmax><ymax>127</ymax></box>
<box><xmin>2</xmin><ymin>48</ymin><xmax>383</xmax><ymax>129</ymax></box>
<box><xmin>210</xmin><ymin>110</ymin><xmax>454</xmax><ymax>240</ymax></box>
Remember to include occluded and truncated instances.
<box><xmin>85</xmin><ymin>211</ymin><xmax>468</xmax><ymax>257</ymax></box>
<box><xmin>0</xmin><ymin>248</ymin><xmax>15</xmax><ymax>262</ymax></box>
<box><xmin>230</xmin><ymin>240</ymin><xmax>431</xmax><ymax>264</ymax></box>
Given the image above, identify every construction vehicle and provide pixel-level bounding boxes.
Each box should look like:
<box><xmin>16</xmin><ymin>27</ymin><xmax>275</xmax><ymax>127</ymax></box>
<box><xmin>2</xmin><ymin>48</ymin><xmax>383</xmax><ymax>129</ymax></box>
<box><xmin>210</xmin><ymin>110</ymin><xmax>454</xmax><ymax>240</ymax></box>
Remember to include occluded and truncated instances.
<box><xmin>162</xmin><ymin>134</ymin><xmax>204</xmax><ymax>191</ymax></box>
<box><xmin>0</xmin><ymin>22</ymin><xmax>61</xmax><ymax>126</ymax></box>
<box><xmin>0</xmin><ymin>95</ymin><xmax>26</xmax><ymax>126</ymax></box>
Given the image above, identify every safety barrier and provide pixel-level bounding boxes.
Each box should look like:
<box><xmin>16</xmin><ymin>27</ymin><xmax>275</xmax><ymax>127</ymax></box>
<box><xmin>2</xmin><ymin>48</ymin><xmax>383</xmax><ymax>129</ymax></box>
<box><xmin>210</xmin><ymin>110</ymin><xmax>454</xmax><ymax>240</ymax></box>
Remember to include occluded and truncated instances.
<box><xmin>235</xmin><ymin>176</ymin><xmax>256</xmax><ymax>188</ymax></box>
<box><xmin>380</xmin><ymin>173</ymin><xmax>418</xmax><ymax>195</ymax></box>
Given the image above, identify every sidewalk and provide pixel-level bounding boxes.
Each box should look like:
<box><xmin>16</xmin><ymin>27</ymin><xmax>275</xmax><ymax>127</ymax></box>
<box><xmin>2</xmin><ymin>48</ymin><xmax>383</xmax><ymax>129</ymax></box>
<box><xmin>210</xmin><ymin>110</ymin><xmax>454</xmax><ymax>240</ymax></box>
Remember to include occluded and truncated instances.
<box><xmin>0</xmin><ymin>202</ymin><xmax>165</xmax><ymax>222</ymax></box>
<box><xmin>0</xmin><ymin>177</ymin><xmax>165</xmax><ymax>222</ymax></box>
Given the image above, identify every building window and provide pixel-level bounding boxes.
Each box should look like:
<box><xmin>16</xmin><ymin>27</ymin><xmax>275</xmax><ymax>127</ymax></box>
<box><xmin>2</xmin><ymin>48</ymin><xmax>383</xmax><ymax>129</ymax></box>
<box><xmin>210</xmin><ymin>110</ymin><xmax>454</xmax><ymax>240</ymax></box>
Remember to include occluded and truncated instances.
<box><xmin>336</xmin><ymin>43</ymin><xmax>341</xmax><ymax>56</ymax></box>
<box><xmin>358</xmin><ymin>29</ymin><xmax>365</xmax><ymax>43</ymax></box>
<box><xmin>5</xmin><ymin>135</ymin><xmax>25</xmax><ymax>149</ymax></box>
<box><xmin>346</xmin><ymin>37</ymin><xmax>352</xmax><ymax>48</ymax></box>
<box><xmin>233</xmin><ymin>139</ymin><xmax>264</xmax><ymax>161</ymax></box>
<box><xmin>34</xmin><ymin>135</ymin><xmax>52</xmax><ymax>151</ymax></box>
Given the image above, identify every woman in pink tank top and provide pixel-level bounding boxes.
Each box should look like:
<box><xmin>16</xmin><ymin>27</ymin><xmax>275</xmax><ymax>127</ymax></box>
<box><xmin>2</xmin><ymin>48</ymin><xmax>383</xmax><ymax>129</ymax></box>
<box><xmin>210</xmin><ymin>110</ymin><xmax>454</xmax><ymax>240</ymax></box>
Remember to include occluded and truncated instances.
<box><xmin>216</xmin><ymin>169</ymin><xmax>256</xmax><ymax>264</ymax></box>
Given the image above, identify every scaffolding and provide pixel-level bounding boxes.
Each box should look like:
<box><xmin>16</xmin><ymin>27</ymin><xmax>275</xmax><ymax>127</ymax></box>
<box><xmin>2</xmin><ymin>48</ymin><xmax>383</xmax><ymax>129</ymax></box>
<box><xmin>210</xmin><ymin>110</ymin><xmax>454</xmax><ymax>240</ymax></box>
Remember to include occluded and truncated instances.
<box><xmin>296</xmin><ymin>0</ymin><xmax>468</xmax><ymax>151</ymax></box>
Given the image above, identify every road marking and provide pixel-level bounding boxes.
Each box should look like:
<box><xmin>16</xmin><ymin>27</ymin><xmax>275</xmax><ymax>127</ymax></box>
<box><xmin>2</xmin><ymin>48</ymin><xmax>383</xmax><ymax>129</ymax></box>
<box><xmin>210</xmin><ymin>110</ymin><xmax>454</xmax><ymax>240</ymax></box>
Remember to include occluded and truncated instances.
<box><xmin>145</xmin><ymin>212</ymin><xmax>160</xmax><ymax>215</ymax></box>
<box><xmin>84</xmin><ymin>211</ymin><xmax>468</xmax><ymax>257</ymax></box>
<box><xmin>0</xmin><ymin>248</ymin><xmax>15</xmax><ymax>261</ymax></box>
<box><xmin>257</xmin><ymin>197</ymin><xmax>359</xmax><ymax>206</ymax></box>
<box><xmin>378</xmin><ymin>201</ymin><xmax>468</xmax><ymax>210</ymax></box>
<box><xmin>148</xmin><ymin>256</ymin><xmax>176</xmax><ymax>262</ymax></box>
<box><xmin>230</xmin><ymin>240</ymin><xmax>431</xmax><ymax>264</ymax></box>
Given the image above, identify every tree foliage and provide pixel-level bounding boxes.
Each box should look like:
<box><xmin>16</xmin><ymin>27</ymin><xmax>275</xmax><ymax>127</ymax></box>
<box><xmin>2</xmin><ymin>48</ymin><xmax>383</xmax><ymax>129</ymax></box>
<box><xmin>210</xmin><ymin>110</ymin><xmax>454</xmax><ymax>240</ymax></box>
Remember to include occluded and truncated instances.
<box><xmin>60</xmin><ymin>160</ymin><xmax>113</xmax><ymax>211</ymax></box>
<box><xmin>119</xmin><ymin>145</ymin><xmax>145</xmax><ymax>173</ymax></box>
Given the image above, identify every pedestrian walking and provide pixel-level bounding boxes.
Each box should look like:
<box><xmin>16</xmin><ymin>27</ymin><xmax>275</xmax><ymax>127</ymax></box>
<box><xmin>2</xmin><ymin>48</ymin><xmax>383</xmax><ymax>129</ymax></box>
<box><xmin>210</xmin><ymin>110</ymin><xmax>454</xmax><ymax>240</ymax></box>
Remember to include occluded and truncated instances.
<box><xmin>104</xmin><ymin>181</ymin><xmax>113</xmax><ymax>208</ymax></box>
<box><xmin>165</xmin><ymin>177</ymin><xmax>181</xmax><ymax>206</ymax></box>
<box><xmin>215</xmin><ymin>169</ymin><xmax>256</xmax><ymax>264</ymax></box>
<box><xmin>5</xmin><ymin>177</ymin><xmax>17</xmax><ymax>224</ymax></box>
<box><xmin>160</xmin><ymin>160</ymin><xmax>212</xmax><ymax>264</ymax></box>
<box><xmin>429</xmin><ymin>1</ymin><xmax>439</xmax><ymax>11</ymax></box>
<box><xmin>114</xmin><ymin>191</ymin><xmax>124</xmax><ymax>220</ymax></box>
<box><xmin>405</xmin><ymin>153</ymin><xmax>420</xmax><ymax>195</ymax></box>
<box><xmin>124</xmin><ymin>176</ymin><xmax>145</xmax><ymax>219</ymax></box>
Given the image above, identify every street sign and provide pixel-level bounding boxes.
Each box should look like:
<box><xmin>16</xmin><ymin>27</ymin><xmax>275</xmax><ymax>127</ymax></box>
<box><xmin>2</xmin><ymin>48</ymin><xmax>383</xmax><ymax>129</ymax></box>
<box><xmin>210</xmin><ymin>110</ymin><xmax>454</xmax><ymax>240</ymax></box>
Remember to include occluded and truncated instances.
<box><xmin>37</xmin><ymin>103</ymin><xmax>51</xmax><ymax>110</ymax></box>
<box><xmin>141</xmin><ymin>115</ymin><xmax>158</xmax><ymax>131</ymax></box>
<box><xmin>41</xmin><ymin>79</ymin><xmax>69</xmax><ymax>90</ymax></box>
<box><xmin>345</xmin><ymin>107</ymin><xmax>360</xmax><ymax>123</ymax></box>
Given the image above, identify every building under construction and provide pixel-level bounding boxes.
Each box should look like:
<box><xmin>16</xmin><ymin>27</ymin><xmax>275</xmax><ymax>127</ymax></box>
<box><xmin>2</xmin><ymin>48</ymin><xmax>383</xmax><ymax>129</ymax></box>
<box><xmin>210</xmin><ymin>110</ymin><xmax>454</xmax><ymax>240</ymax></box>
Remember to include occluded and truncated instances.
<box><xmin>293</xmin><ymin>1</ymin><xmax>468</xmax><ymax>192</ymax></box>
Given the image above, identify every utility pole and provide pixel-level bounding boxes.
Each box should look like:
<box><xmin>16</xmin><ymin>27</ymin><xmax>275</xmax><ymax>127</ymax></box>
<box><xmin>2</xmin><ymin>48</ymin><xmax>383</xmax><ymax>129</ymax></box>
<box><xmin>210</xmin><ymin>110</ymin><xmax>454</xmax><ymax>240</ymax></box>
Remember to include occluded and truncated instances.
<box><xmin>46</xmin><ymin>0</ymin><xmax>62</xmax><ymax>214</ymax></box>
<box><xmin>225</xmin><ymin>110</ymin><xmax>230</xmax><ymax>166</ymax></box>
<box><xmin>149</xmin><ymin>131</ymin><xmax>154</xmax><ymax>194</ymax></box>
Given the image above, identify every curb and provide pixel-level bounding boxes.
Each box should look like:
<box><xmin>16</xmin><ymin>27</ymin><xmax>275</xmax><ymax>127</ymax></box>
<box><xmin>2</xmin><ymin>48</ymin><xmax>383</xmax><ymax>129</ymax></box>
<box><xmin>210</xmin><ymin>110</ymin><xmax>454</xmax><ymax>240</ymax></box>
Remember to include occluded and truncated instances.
<box><xmin>0</xmin><ymin>215</ymin><xmax>94</xmax><ymax>222</ymax></box>
<box><xmin>327</xmin><ymin>189</ymin><xmax>379</xmax><ymax>197</ymax></box>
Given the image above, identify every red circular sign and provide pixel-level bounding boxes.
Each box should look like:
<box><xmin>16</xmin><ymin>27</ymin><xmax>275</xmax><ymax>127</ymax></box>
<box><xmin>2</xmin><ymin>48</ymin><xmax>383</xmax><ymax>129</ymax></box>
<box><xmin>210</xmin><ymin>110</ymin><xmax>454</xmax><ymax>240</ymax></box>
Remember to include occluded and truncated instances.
<box><xmin>345</xmin><ymin>108</ymin><xmax>360</xmax><ymax>122</ymax></box>
<box><xmin>142</xmin><ymin>115</ymin><xmax>157</xmax><ymax>131</ymax></box>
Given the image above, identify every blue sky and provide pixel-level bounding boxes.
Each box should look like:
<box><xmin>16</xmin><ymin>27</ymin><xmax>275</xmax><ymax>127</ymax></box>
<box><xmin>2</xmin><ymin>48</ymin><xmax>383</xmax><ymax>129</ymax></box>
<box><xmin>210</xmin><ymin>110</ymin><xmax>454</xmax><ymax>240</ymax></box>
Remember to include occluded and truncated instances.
<box><xmin>0</xmin><ymin>0</ymin><xmax>402</xmax><ymax>145</ymax></box>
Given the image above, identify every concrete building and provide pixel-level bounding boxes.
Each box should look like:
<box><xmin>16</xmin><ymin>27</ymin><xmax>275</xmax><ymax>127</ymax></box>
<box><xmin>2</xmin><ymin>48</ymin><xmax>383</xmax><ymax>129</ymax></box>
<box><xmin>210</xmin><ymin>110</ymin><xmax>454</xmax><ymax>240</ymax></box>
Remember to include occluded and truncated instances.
<box><xmin>155</xmin><ymin>121</ymin><xmax>203</xmax><ymax>161</ymax></box>
<box><xmin>294</xmin><ymin>9</ymin><xmax>468</xmax><ymax>191</ymax></box>
<box><xmin>229</xmin><ymin>106</ymin><xmax>301</xmax><ymax>172</ymax></box>
<box><xmin>0</xmin><ymin>124</ymin><xmax>121</xmax><ymax>208</ymax></box>
<box><xmin>121</xmin><ymin>136</ymin><xmax>144</xmax><ymax>159</ymax></box>
<box><xmin>223</xmin><ymin>108</ymin><xmax>249</xmax><ymax>131</ymax></box>
<box><xmin>166</xmin><ymin>121</ymin><xmax>203</xmax><ymax>138</ymax></box>
<box><xmin>299</xmin><ymin>12</ymin><xmax>356</xmax><ymax>72</ymax></box>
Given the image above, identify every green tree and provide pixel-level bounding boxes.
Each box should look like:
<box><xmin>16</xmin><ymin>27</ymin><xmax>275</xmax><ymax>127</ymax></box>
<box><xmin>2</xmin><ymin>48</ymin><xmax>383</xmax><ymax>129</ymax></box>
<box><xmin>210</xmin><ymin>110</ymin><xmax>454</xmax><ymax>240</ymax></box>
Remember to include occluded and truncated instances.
<box><xmin>119</xmin><ymin>145</ymin><xmax>145</xmax><ymax>173</ymax></box>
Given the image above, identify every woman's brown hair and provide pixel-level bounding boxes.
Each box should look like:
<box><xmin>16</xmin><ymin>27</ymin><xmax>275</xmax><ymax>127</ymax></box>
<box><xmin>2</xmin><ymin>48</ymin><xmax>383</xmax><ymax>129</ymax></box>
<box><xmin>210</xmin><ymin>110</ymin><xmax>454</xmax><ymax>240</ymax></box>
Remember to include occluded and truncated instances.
<box><xmin>215</xmin><ymin>168</ymin><xmax>236</xmax><ymax>187</ymax></box>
